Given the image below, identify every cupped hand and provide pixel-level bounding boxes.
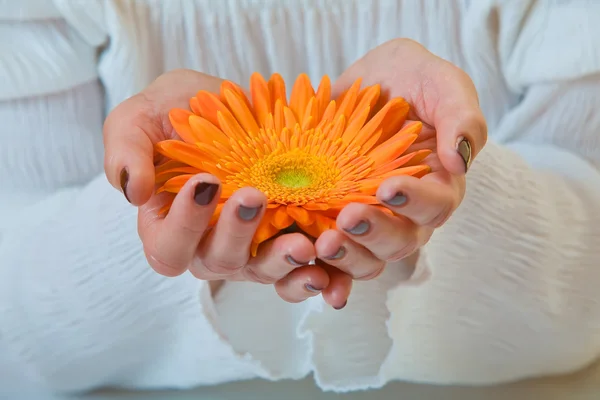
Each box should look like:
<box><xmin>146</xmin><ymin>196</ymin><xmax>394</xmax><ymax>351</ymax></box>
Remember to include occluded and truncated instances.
<box><xmin>103</xmin><ymin>70</ymin><xmax>331</xmax><ymax>304</ymax></box>
<box><xmin>315</xmin><ymin>38</ymin><xmax>487</xmax><ymax>289</ymax></box>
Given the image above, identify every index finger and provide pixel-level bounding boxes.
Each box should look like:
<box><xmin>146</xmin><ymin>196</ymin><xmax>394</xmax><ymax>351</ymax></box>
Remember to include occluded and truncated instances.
<box><xmin>103</xmin><ymin>69</ymin><xmax>225</xmax><ymax>205</ymax></box>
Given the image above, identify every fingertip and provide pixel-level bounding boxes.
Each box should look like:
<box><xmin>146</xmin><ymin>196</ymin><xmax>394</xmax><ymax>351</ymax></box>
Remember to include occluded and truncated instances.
<box><xmin>314</xmin><ymin>230</ymin><xmax>345</xmax><ymax>259</ymax></box>
<box><xmin>278</xmin><ymin>232</ymin><xmax>317</xmax><ymax>265</ymax></box>
<box><xmin>179</xmin><ymin>173</ymin><xmax>222</xmax><ymax>206</ymax></box>
<box><xmin>437</xmin><ymin>110</ymin><xmax>486</xmax><ymax>175</ymax></box>
<box><xmin>335</xmin><ymin>202</ymin><xmax>371</xmax><ymax>233</ymax></box>
<box><xmin>321</xmin><ymin>266</ymin><xmax>352</xmax><ymax>310</ymax></box>
<box><xmin>275</xmin><ymin>265</ymin><xmax>329</xmax><ymax>303</ymax></box>
<box><xmin>121</xmin><ymin>162</ymin><xmax>157</xmax><ymax>205</ymax></box>
<box><xmin>143</xmin><ymin>247</ymin><xmax>188</xmax><ymax>278</ymax></box>
<box><xmin>376</xmin><ymin>175</ymin><xmax>414</xmax><ymax>204</ymax></box>
<box><xmin>228</xmin><ymin>186</ymin><xmax>267</xmax><ymax>208</ymax></box>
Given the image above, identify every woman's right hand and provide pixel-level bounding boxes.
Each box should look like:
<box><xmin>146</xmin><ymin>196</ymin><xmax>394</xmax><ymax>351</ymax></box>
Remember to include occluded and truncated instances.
<box><xmin>103</xmin><ymin>70</ymin><xmax>348</xmax><ymax>306</ymax></box>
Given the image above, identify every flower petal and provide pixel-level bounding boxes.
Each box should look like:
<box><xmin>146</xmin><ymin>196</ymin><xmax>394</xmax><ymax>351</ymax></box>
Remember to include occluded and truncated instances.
<box><xmin>223</xmin><ymin>89</ymin><xmax>260</xmax><ymax>135</ymax></box>
<box><xmin>358</xmin><ymin>128</ymin><xmax>382</xmax><ymax>156</ymax></box>
<box><xmin>273</xmin><ymin>99</ymin><xmax>286</xmax><ymax>133</ymax></box>
<box><xmin>357</xmin><ymin>179</ymin><xmax>381</xmax><ymax>195</ymax></box>
<box><xmin>157</xmin><ymin>174</ymin><xmax>195</xmax><ymax>194</ymax></box>
<box><xmin>370</xmin><ymin>149</ymin><xmax>432</xmax><ymax>176</ymax></box>
<box><xmin>351</xmin><ymin>84</ymin><xmax>380</xmax><ymax>121</ymax></box>
<box><xmin>316</xmin><ymin>100</ymin><xmax>337</xmax><ymax>130</ymax></box>
<box><xmin>401</xmin><ymin>149</ymin><xmax>432</xmax><ymax>167</ymax></box>
<box><xmin>250</xmin><ymin>72</ymin><xmax>272</xmax><ymax>127</ymax></box>
<box><xmin>379</xmin><ymin>98</ymin><xmax>411</xmax><ymax>142</ymax></box>
<box><xmin>315</xmin><ymin>75</ymin><xmax>331</xmax><ymax>121</ymax></box>
<box><xmin>296</xmin><ymin>222</ymin><xmax>322</xmax><ymax>238</ymax></box>
<box><xmin>334</xmin><ymin>78</ymin><xmax>361</xmax><ymax>121</ymax></box>
<box><xmin>193</xmin><ymin>91</ymin><xmax>231</xmax><ymax>127</ymax></box>
<box><xmin>188</xmin><ymin>115</ymin><xmax>230</xmax><ymax>147</ymax></box>
<box><xmin>155</xmin><ymin>160</ymin><xmax>188</xmax><ymax>174</ymax></box>
<box><xmin>315</xmin><ymin>213</ymin><xmax>336</xmax><ymax>232</ymax></box>
<box><xmin>156</xmin><ymin>166</ymin><xmax>201</xmax><ymax>184</ymax></box>
<box><xmin>290</xmin><ymin>73</ymin><xmax>315</xmax><ymax>123</ymax></box>
<box><xmin>217</xmin><ymin>110</ymin><xmax>248</xmax><ymax>142</ymax></box>
<box><xmin>302</xmin><ymin>202</ymin><xmax>331</xmax><ymax>211</ymax></box>
<box><xmin>268</xmin><ymin>73</ymin><xmax>288</xmax><ymax>108</ymax></box>
<box><xmin>271</xmin><ymin>206</ymin><xmax>295</xmax><ymax>229</ymax></box>
<box><xmin>155</xmin><ymin>140</ymin><xmax>214</xmax><ymax>170</ymax></box>
<box><xmin>337</xmin><ymin>194</ymin><xmax>379</xmax><ymax>204</ymax></box>
<box><xmin>252</xmin><ymin>216</ymin><xmax>281</xmax><ymax>256</ymax></box>
<box><xmin>367</xmin><ymin>133</ymin><xmax>419</xmax><ymax>168</ymax></box>
<box><xmin>349</xmin><ymin>97</ymin><xmax>407</xmax><ymax>146</ymax></box>
<box><xmin>286</xmin><ymin>205</ymin><xmax>315</xmax><ymax>226</ymax></box>
<box><xmin>374</xmin><ymin>165</ymin><xmax>431</xmax><ymax>180</ymax></box>
<box><xmin>168</xmin><ymin>109</ymin><xmax>197</xmax><ymax>144</ymax></box>
<box><xmin>220</xmin><ymin>81</ymin><xmax>252</xmax><ymax>110</ymax></box>
<box><xmin>341</xmin><ymin>105</ymin><xmax>370</xmax><ymax>144</ymax></box>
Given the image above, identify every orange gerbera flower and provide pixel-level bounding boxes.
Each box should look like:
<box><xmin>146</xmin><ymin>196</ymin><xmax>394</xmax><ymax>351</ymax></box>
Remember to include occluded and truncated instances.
<box><xmin>154</xmin><ymin>73</ymin><xmax>431</xmax><ymax>255</ymax></box>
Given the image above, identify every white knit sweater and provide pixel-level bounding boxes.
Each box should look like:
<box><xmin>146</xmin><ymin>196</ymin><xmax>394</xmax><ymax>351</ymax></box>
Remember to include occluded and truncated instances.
<box><xmin>1</xmin><ymin>0</ymin><xmax>599</xmax><ymax>394</ymax></box>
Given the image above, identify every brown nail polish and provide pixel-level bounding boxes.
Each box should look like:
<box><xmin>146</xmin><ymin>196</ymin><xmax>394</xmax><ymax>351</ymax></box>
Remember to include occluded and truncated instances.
<box><xmin>120</xmin><ymin>168</ymin><xmax>131</xmax><ymax>203</ymax></box>
<box><xmin>457</xmin><ymin>137</ymin><xmax>472</xmax><ymax>171</ymax></box>
<box><xmin>194</xmin><ymin>182</ymin><xmax>219</xmax><ymax>205</ymax></box>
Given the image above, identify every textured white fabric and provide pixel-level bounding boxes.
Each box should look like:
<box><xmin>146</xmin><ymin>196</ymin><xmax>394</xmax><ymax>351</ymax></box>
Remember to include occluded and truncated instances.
<box><xmin>1</xmin><ymin>0</ymin><xmax>599</xmax><ymax>394</ymax></box>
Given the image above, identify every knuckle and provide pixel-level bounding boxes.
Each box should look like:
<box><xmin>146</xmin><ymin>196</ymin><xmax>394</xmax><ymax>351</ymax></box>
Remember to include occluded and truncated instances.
<box><xmin>144</xmin><ymin>246</ymin><xmax>186</xmax><ymax>277</ymax></box>
<box><xmin>382</xmin><ymin>238</ymin><xmax>419</xmax><ymax>263</ymax></box>
<box><xmin>354</xmin><ymin>263</ymin><xmax>386</xmax><ymax>281</ymax></box>
<box><xmin>427</xmin><ymin>202</ymin><xmax>455</xmax><ymax>228</ymax></box>
<box><xmin>178</xmin><ymin>220</ymin><xmax>209</xmax><ymax>236</ymax></box>
<box><xmin>201</xmin><ymin>257</ymin><xmax>244</xmax><ymax>276</ymax></box>
<box><xmin>243</xmin><ymin>266</ymin><xmax>277</xmax><ymax>284</ymax></box>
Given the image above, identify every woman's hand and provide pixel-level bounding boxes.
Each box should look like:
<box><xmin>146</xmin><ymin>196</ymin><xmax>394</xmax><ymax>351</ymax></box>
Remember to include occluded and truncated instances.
<box><xmin>103</xmin><ymin>70</ymin><xmax>330</xmax><ymax>303</ymax></box>
<box><xmin>315</xmin><ymin>39</ymin><xmax>488</xmax><ymax>290</ymax></box>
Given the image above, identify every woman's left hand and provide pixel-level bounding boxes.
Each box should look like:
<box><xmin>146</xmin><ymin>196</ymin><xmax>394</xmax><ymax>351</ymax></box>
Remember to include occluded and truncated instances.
<box><xmin>315</xmin><ymin>39</ymin><xmax>487</xmax><ymax>308</ymax></box>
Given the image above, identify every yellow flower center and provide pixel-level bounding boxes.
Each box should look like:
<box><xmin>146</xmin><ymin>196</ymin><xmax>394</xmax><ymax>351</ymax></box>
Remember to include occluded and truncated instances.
<box><xmin>275</xmin><ymin>168</ymin><xmax>312</xmax><ymax>188</ymax></box>
<box><xmin>231</xmin><ymin>148</ymin><xmax>343</xmax><ymax>204</ymax></box>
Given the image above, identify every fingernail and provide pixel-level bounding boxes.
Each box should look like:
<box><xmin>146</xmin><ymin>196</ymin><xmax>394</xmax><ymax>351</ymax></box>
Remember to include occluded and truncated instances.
<box><xmin>238</xmin><ymin>205</ymin><xmax>262</xmax><ymax>221</ymax></box>
<box><xmin>286</xmin><ymin>255</ymin><xmax>314</xmax><ymax>266</ymax></box>
<box><xmin>456</xmin><ymin>136</ymin><xmax>472</xmax><ymax>171</ymax></box>
<box><xmin>120</xmin><ymin>168</ymin><xmax>131</xmax><ymax>203</ymax></box>
<box><xmin>305</xmin><ymin>284</ymin><xmax>322</xmax><ymax>293</ymax></box>
<box><xmin>194</xmin><ymin>182</ymin><xmax>219</xmax><ymax>205</ymax></box>
<box><xmin>334</xmin><ymin>301</ymin><xmax>347</xmax><ymax>310</ymax></box>
<box><xmin>344</xmin><ymin>220</ymin><xmax>370</xmax><ymax>236</ymax></box>
<box><xmin>383</xmin><ymin>193</ymin><xmax>407</xmax><ymax>207</ymax></box>
<box><xmin>324</xmin><ymin>246</ymin><xmax>346</xmax><ymax>260</ymax></box>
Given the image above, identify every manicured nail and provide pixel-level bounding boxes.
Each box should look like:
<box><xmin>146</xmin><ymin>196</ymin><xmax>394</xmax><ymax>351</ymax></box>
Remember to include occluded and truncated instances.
<box><xmin>238</xmin><ymin>205</ymin><xmax>262</xmax><ymax>221</ymax></box>
<box><xmin>194</xmin><ymin>182</ymin><xmax>219</xmax><ymax>205</ymax></box>
<box><xmin>286</xmin><ymin>255</ymin><xmax>314</xmax><ymax>266</ymax></box>
<box><xmin>120</xmin><ymin>168</ymin><xmax>131</xmax><ymax>203</ymax></box>
<box><xmin>324</xmin><ymin>246</ymin><xmax>346</xmax><ymax>260</ymax></box>
<box><xmin>344</xmin><ymin>220</ymin><xmax>370</xmax><ymax>236</ymax></box>
<box><xmin>383</xmin><ymin>193</ymin><xmax>407</xmax><ymax>207</ymax></box>
<box><xmin>334</xmin><ymin>301</ymin><xmax>347</xmax><ymax>310</ymax></box>
<box><xmin>305</xmin><ymin>284</ymin><xmax>322</xmax><ymax>293</ymax></box>
<box><xmin>456</xmin><ymin>136</ymin><xmax>472</xmax><ymax>171</ymax></box>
